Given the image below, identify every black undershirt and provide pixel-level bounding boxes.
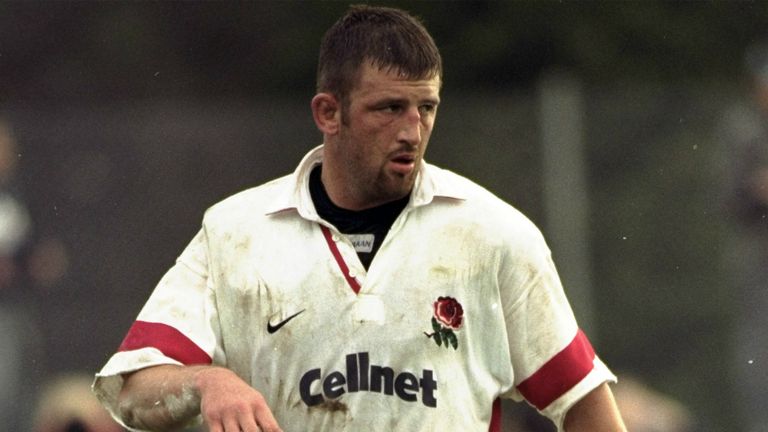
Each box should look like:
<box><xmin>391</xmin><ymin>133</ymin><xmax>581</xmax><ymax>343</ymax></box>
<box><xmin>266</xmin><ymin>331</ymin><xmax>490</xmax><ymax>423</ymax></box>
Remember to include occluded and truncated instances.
<box><xmin>309</xmin><ymin>165</ymin><xmax>408</xmax><ymax>270</ymax></box>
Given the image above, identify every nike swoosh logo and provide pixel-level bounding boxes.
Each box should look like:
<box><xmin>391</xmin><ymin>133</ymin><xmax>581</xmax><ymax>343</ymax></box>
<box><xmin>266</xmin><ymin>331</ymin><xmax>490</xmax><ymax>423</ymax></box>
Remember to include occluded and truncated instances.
<box><xmin>267</xmin><ymin>309</ymin><xmax>306</xmax><ymax>334</ymax></box>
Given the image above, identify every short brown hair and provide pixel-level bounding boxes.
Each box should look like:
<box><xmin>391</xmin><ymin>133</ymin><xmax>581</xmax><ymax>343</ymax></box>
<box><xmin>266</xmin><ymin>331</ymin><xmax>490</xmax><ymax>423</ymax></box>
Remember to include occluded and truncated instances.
<box><xmin>316</xmin><ymin>5</ymin><xmax>443</xmax><ymax>104</ymax></box>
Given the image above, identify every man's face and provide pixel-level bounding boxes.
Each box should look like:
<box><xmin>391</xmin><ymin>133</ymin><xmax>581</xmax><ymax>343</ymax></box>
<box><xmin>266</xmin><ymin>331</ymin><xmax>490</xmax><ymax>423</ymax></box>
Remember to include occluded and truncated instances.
<box><xmin>332</xmin><ymin>62</ymin><xmax>441</xmax><ymax>209</ymax></box>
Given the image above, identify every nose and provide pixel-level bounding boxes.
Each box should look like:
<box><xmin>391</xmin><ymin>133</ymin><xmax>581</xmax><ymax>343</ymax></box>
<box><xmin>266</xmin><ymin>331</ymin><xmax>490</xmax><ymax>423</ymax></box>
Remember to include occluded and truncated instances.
<box><xmin>397</xmin><ymin>107</ymin><xmax>422</xmax><ymax>145</ymax></box>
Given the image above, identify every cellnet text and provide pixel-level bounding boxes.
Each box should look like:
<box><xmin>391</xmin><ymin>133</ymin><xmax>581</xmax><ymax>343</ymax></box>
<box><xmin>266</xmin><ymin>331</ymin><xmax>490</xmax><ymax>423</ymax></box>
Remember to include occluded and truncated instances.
<box><xmin>299</xmin><ymin>352</ymin><xmax>438</xmax><ymax>407</ymax></box>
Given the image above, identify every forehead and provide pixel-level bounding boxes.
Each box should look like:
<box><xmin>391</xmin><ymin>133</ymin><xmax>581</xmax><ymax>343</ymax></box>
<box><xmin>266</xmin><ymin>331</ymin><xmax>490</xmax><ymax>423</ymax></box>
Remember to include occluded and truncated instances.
<box><xmin>350</xmin><ymin>62</ymin><xmax>441</xmax><ymax>100</ymax></box>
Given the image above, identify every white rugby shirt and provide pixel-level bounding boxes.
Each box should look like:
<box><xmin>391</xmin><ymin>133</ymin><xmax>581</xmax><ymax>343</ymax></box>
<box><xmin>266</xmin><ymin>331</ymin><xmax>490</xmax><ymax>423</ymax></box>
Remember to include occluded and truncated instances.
<box><xmin>94</xmin><ymin>145</ymin><xmax>616</xmax><ymax>431</ymax></box>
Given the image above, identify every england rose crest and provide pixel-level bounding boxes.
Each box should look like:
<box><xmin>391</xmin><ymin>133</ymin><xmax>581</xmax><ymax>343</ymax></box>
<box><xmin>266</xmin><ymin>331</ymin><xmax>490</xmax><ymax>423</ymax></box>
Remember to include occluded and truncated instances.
<box><xmin>424</xmin><ymin>296</ymin><xmax>463</xmax><ymax>350</ymax></box>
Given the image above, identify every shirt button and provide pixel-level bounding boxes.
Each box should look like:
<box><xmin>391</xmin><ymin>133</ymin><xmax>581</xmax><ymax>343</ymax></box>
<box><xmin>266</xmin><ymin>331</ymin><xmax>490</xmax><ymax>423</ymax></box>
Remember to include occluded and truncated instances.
<box><xmin>349</xmin><ymin>269</ymin><xmax>357</xmax><ymax>278</ymax></box>
<box><xmin>331</xmin><ymin>234</ymin><xmax>340</xmax><ymax>242</ymax></box>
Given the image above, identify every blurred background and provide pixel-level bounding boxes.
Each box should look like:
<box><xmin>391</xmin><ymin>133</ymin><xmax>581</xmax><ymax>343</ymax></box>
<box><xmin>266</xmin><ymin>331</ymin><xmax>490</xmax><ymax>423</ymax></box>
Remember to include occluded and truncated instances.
<box><xmin>2</xmin><ymin>1</ymin><xmax>768</xmax><ymax>431</ymax></box>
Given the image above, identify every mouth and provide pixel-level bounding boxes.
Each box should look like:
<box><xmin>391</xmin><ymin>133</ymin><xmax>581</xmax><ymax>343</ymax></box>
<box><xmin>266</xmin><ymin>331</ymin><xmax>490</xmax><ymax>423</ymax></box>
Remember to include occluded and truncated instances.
<box><xmin>388</xmin><ymin>153</ymin><xmax>417</xmax><ymax>175</ymax></box>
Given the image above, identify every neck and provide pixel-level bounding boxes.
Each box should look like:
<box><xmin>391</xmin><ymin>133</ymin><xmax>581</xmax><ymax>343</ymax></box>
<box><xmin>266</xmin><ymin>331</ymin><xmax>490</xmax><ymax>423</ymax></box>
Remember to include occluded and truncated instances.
<box><xmin>319</xmin><ymin>161</ymin><xmax>410</xmax><ymax>211</ymax></box>
<box><xmin>319</xmin><ymin>164</ymin><xmax>374</xmax><ymax>211</ymax></box>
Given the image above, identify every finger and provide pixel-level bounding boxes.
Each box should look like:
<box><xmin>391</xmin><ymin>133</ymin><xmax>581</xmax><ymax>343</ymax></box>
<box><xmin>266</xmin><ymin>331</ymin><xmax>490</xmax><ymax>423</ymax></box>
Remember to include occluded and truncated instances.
<box><xmin>222</xmin><ymin>414</ymin><xmax>241</xmax><ymax>432</ymax></box>
<box><xmin>236</xmin><ymin>409</ymin><xmax>261</xmax><ymax>432</ymax></box>
<box><xmin>253</xmin><ymin>404</ymin><xmax>282</xmax><ymax>432</ymax></box>
<box><xmin>205</xmin><ymin>420</ymin><xmax>223</xmax><ymax>432</ymax></box>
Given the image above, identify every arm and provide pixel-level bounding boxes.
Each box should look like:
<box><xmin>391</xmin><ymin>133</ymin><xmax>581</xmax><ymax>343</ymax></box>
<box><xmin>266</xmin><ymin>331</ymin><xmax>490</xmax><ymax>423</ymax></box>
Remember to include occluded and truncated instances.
<box><xmin>563</xmin><ymin>383</ymin><xmax>626</xmax><ymax>432</ymax></box>
<box><xmin>118</xmin><ymin>364</ymin><xmax>282</xmax><ymax>432</ymax></box>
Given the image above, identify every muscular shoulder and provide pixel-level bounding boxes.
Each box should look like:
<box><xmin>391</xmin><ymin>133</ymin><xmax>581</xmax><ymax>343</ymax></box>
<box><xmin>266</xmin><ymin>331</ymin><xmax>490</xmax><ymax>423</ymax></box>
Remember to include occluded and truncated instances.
<box><xmin>202</xmin><ymin>174</ymin><xmax>295</xmax><ymax>231</ymax></box>
<box><xmin>425</xmin><ymin>164</ymin><xmax>547</xmax><ymax>251</ymax></box>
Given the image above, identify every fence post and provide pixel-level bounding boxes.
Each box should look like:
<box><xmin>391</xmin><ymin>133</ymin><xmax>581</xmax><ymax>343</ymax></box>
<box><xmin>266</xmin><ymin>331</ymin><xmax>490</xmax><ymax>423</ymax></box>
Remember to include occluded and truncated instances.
<box><xmin>538</xmin><ymin>71</ymin><xmax>596</xmax><ymax>340</ymax></box>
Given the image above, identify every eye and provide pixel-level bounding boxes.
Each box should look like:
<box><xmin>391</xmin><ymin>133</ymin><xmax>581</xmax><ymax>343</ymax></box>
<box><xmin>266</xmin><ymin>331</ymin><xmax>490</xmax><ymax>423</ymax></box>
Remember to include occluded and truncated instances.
<box><xmin>380</xmin><ymin>104</ymin><xmax>403</xmax><ymax>113</ymax></box>
<box><xmin>419</xmin><ymin>104</ymin><xmax>437</xmax><ymax>115</ymax></box>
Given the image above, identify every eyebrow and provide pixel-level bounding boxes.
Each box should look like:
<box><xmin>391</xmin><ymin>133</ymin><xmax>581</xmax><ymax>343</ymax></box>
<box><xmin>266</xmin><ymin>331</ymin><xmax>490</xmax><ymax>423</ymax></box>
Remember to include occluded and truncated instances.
<box><xmin>372</xmin><ymin>96</ymin><xmax>440</xmax><ymax>107</ymax></box>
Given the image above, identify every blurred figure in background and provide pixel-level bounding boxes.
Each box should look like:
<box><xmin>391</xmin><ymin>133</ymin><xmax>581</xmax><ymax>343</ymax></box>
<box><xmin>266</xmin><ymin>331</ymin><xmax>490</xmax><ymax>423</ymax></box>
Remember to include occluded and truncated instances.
<box><xmin>32</xmin><ymin>373</ymin><xmax>124</xmax><ymax>432</ymax></box>
<box><xmin>0</xmin><ymin>117</ymin><xmax>43</xmax><ymax>430</ymax></box>
<box><xmin>720</xmin><ymin>40</ymin><xmax>768</xmax><ymax>432</ymax></box>
<box><xmin>0</xmin><ymin>118</ymin><xmax>69</xmax><ymax>430</ymax></box>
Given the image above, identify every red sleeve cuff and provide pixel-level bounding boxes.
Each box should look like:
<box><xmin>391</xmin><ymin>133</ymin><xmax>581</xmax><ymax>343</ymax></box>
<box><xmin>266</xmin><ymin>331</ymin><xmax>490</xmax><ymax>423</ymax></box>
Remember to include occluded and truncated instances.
<box><xmin>516</xmin><ymin>329</ymin><xmax>596</xmax><ymax>410</ymax></box>
<box><xmin>118</xmin><ymin>320</ymin><xmax>212</xmax><ymax>365</ymax></box>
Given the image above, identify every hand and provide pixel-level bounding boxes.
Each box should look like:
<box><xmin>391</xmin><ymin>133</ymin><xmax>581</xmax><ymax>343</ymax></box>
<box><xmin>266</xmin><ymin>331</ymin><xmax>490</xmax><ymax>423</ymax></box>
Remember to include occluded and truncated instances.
<box><xmin>194</xmin><ymin>367</ymin><xmax>283</xmax><ymax>432</ymax></box>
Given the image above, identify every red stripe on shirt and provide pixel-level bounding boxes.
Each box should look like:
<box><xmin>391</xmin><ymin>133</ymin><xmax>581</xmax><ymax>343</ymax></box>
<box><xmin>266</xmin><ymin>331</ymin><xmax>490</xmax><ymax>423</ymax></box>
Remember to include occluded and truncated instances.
<box><xmin>516</xmin><ymin>329</ymin><xmax>595</xmax><ymax>410</ymax></box>
<box><xmin>118</xmin><ymin>320</ymin><xmax>212</xmax><ymax>365</ymax></box>
<box><xmin>488</xmin><ymin>397</ymin><xmax>501</xmax><ymax>432</ymax></box>
<box><xmin>320</xmin><ymin>225</ymin><xmax>362</xmax><ymax>294</ymax></box>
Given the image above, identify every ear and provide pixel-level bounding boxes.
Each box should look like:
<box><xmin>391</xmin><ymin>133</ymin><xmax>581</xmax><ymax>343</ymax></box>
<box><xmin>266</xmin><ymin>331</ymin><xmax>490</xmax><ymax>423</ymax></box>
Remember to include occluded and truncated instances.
<box><xmin>311</xmin><ymin>93</ymin><xmax>341</xmax><ymax>136</ymax></box>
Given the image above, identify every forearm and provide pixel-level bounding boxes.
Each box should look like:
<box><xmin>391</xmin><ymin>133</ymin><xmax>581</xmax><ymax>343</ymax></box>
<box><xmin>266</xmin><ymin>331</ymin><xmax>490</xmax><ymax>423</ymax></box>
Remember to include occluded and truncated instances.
<box><xmin>563</xmin><ymin>382</ymin><xmax>627</xmax><ymax>432</ymax></box>
<box><xmin>117</xmin><ymin>364</ymin><xmax>209</xmax><ymax>431</ymax></box>
<box><xmin>118</xmin><ymin>363</ymin><xmax>283</xmax><ymax>432</ymax></box>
